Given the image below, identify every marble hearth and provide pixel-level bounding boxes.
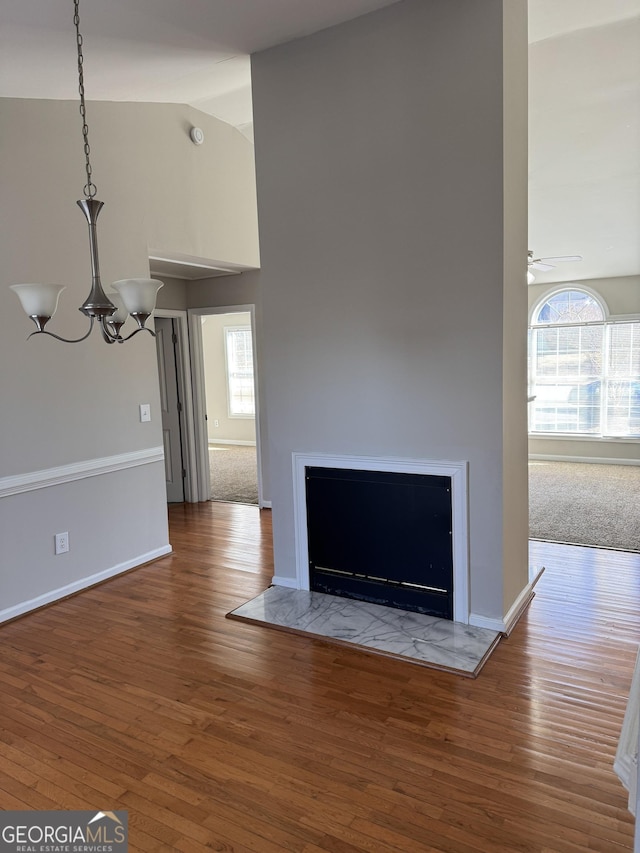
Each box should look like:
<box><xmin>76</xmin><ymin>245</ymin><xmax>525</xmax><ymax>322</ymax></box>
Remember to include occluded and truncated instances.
<box><xmin>228</xmin><ymin>586</ymin><xmax>500</xmax><ymax>677</ymax></box>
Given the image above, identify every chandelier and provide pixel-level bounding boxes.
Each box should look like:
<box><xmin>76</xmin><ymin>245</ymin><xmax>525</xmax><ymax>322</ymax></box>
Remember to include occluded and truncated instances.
<box><xmin>10</xmin><ymin>0</ymin><xmax>162</xmax><ymax>344</ymax></box>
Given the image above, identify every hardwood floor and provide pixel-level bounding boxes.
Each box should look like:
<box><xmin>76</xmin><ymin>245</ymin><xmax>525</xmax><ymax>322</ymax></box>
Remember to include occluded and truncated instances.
<box><xmin>0</xmin><ymin>501</ymin><xmax>638</xmax><ymax>852</ymax></box>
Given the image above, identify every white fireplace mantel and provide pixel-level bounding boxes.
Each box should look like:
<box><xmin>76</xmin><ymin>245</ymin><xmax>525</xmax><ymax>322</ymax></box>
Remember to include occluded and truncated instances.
<box><xmin>286</xmin><ymin>452</ymin><xmax>470</xmax><ymax>625</ymax></box>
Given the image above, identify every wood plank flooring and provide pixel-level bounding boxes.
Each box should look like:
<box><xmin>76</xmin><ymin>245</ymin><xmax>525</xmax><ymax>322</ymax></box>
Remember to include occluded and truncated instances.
<box><xmin>0</xmin><ymin>501</ymin><xmax>638</xmax><ymax>852</ymax></box>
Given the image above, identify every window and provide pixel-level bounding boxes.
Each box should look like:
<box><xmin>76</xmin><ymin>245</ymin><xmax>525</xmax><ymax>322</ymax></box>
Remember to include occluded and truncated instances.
<box><xmin>528</xmin><ymin>289</ymin><xmax>640</xmax><ymax>438</ymax></box>
<box><xmin>225</xmin><ymin>326</ymin><xmax>255</xmax><ymax>417</ymax></box>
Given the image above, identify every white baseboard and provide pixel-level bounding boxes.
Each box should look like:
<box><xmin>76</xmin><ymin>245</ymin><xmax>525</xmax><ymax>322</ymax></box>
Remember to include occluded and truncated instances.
<box><xmin>0</xmin><ymin>545</ymin><xmax>172</xmax><ymax>624</ymax></box>
<box><xmin>529</xmin><ymin>453</ymin><xmax>639</xmax><ymax>466</ymax></box>
<box><xmin>468</xmin><ymin>613</ymin><xmax>505</xmax><ymax>633</ymax></box>
<box><xmin>614</xmin><ymin>647</ymin><xmax>640</xmax><ymax>816</ymax></box>
<box><xmin>469</xmin><ymin>568</ymin><xmax>543</xmax><ymax>635</ymax></box>
<box><xmin>209</xmin><ymin>440</ymin><xmax>256</xmax><ymax>447</ymax></box>
<box><xmin>501</xmin><ymin>583</ymin><xmax>536</xmax><ymax>636</ymax></box>
<box><xmin>260</xmin><ymin>500</ymin><xmax>272</xmax><ymax>509</ymax></box>
<box><xmin>271</xmin><ymin>575</ymin><xmax>299</xmax><ymax>589</ymax></box>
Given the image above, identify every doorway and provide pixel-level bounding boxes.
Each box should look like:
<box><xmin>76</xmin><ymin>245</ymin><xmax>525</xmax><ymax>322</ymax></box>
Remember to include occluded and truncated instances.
<box><xmin>189</xmin><ymin>305</ymin><xmax>263</xmax><ymax>506</ymax></box>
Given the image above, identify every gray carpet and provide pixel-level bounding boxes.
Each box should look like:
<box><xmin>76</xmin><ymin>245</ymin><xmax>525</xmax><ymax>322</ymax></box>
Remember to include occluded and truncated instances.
<box><xmin>209</xmin><ymin>444</ymin><xmax>258</xmax><ymax>505</ymax></box>
<box><xmin>207</xmin><ymin>449</ymin><xmax>639</xmax><ymax>548</ymax></box>
<box><xmin>529</xmin><ymin>461</ymin><xmax>640</xmax><ymax>552</ymax></box>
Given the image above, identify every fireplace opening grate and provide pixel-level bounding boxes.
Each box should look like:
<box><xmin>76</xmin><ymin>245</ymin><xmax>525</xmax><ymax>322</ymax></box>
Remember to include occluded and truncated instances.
<box><xmin>306</xmin><ymin>466</ymin><xmax>454</xmax><ymax>619</ymax></box>
<box><xmin>314</xmin><ymin>566</ymin><xmax>448</xmax><ymax>595</ymax></box>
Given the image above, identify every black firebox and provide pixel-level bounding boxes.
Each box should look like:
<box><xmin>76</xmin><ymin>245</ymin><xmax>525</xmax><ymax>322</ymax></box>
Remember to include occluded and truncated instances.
<box><xmin>305</xmin><ymin>466</ymin><xmax>453</xmax><ymax>619</ymax></box>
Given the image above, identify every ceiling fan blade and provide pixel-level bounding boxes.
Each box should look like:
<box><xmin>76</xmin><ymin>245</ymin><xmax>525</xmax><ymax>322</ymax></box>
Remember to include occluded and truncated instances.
<box><xmin>531</xmin><ymin>262</ymin><xmax>555</xmax><ymax>272</ymax></box>
<box><xmin>538</xmin><ymin>255</ymin><xmax>583</xmax><ymax>263</ymax></box>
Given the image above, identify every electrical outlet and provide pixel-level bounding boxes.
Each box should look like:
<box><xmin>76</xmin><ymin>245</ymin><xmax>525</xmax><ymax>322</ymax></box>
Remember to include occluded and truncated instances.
<box><xmin>55</xmin><ymin>532</ymin><xmax>69</xmax><ymax>555</ymax></box>
<box><xmin>214</xmin><ymin>419</ymin><xmax>220</xmax><ymax>428</ymax></box>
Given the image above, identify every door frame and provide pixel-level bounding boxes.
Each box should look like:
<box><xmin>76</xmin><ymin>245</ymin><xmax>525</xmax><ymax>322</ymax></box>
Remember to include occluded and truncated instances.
<box><xmin>154</xmin><ymin>309</ymin><xmax>198</xmax><ymax>503</ymax></box>
<box><xmin>188</xmin><ymin>304</ymin><xmax>264</xmax><ymax>506</ymax></box>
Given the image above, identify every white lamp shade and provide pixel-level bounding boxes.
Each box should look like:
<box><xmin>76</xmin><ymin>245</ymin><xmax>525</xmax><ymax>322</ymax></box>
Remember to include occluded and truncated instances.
<box><xmin>526</xmin><ymin>270</ymin><xmax>536</xmax><ymax>285</ymax></box>
<box><xmin>112</xmin><ymin>278</ymin><xmax>163</xmax><ymax>315</ymax></box>
<box><xmin>107</xmin><ymin>292</ymin><xmax>129</xmax><ymax>325</ymax></box>
<box><xmin>10</xmin><ymin>284</ymin><xmax>65</xmax><ymax>318</ymax></box>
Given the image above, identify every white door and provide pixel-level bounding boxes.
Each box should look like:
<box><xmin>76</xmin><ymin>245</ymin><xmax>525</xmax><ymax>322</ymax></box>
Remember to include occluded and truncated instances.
<box><xmin>155</xmin><ymin>317</ymin><xmax>185</xmax><ymax>503</ymax></box>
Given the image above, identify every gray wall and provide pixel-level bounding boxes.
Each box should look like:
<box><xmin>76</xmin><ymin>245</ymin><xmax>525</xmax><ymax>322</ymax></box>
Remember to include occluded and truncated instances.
<box><xmin>251</xmin><ymin>0</ymin><xmax>529</xmax><ymax>622</ymax></box>
<box><xmin>187</xmin><ymin>271</ymin><xmax>262</xmax><ymax>311</ymax></box>
<box><xmin>156</xmin><ymin>278</ymin><xmax>189</xmax><ymax>312</ymax></box>
<box><xmin>0</xmin><ymin>99</ymin><xmax>259</xmax><ymax>617</ymax></box>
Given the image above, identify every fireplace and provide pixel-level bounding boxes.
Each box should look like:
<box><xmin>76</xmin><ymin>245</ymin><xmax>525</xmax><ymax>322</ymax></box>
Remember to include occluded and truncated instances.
<box><xmin>306</xmin><ymin>466</ymin><xmax>453</xmax><ymax>618</ymax></box>
<box><xmin>292</xmin><ymin>453</ymin><xmax>470</xmax><ymax>624</ymax></box>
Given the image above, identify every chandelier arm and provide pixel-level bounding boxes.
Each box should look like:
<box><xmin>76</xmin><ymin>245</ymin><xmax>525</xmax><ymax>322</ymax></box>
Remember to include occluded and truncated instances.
<box><xmin>98</xmin><ymin>320</ymin><xmax>119</xmax><ymax>344</ymax></box>
<box><xmin>27</xmin><ymin>317</ymin><xmax>95</xmax><ymax>344</ymax></box>
<box><xmin>98</xmin><ymin>317</ymin><xmax>157</xmax><ymax>344</ymax></box>
<box><xmin>118</xmin><ymin>326</ymin><xmax>157</xmax><ymax>343</ymax></box>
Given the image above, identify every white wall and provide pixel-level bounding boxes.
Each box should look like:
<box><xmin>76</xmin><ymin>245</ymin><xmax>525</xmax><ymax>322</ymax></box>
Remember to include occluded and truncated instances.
<box><xmin>251</xmin><ymin>0</ymin><xmax>529</xmax><ymax>624</ymax></box>
<box><xmin>529</xmin><ymin>16</ymin><xmax>640</xmax><ymax>283</ymax></box>
<box><xmin>0</xmin><ymin>98</ymin><xmax>259</xmax><ymax>618</ymax></box>
<box><xmin>528</xmin><ymin>275</ymin><xmax>640</xmax><ymax>463</ymax></box>
<box><xmin>201</xmin><ymin>312</ymin><xmax>256</xmax><ymax>444</ymax></box>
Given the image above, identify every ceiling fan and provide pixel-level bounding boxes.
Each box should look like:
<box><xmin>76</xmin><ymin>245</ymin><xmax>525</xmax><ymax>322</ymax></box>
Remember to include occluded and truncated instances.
<box><xmin>527</xmin><ymin>250</ymin><xmax>582</xmax><ymax>283</ymax></box>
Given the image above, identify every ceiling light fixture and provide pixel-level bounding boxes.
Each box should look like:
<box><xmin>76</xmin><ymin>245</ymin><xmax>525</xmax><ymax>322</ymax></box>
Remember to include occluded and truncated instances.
<box><xmin>527</xmin><ymin>250</ymin><xmax>536</xmax><ymax>284</ymax></box>
<box><xmin>10</xmin><ymin>0</ymin><xmax>162</xmax><ymax>344</ymax></box>
<box><xmin>527</xmin><ymin>249</ymin><xmax>583</xmax><ymax>286</ymax></box>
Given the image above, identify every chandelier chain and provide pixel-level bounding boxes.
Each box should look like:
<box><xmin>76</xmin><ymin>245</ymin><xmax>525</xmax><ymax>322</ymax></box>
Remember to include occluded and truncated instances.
<box><xmin>74</xmin><ymin>0</ymin><xmax>97</xmax><ymax>199</ymax></box>
<box><xmin>10</xmin><ymin>0</ymin><xmax>162</xmax><ymax>344</ymax></box>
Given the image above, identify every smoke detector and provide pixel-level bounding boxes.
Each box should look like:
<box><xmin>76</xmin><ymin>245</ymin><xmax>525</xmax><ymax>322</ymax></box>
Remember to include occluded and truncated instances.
<box><xmin>189</xmin><ymin>127</ymin><xmax>205</xmax><ymax>146</ymax></box>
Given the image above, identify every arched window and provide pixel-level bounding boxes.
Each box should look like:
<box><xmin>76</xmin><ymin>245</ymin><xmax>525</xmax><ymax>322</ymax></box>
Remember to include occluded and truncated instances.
<box><xmin>529</xmin><ymin>288</ymin><xmax>640</xmax><ymax>437</ymax></box>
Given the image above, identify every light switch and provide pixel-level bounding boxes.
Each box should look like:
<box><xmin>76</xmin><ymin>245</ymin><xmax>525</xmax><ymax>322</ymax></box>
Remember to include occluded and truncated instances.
<box><xmin>139</xmin><ymin>403</ymin><xmax>151</xmax><ymax>422</ymax></box>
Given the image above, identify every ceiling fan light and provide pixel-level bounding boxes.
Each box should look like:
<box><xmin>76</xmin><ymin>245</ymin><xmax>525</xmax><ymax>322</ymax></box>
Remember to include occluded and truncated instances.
<box><xmin>527</xmin><ymin>270</ymin><xmax>535</xmax><ymax>285</ymax></box>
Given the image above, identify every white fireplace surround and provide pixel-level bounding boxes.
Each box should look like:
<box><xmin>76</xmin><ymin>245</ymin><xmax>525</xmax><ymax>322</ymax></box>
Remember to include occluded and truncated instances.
<box><xmin>285</xmin><ymin>452</ymin><xmax>470</xmax><ymax>625</ymax></box>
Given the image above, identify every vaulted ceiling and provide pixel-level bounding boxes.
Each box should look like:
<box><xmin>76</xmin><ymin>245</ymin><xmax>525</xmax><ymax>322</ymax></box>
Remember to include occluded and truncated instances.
<box><xmin>0</xmin><ymin>0</ymin><xmax>401</xmax><ymax>139</ymax></box>
<box><xmin>1</xmin><ymin>0</ymin><xmax>638</xmax><ymax>284</ymax></box>
<box><xmin>528</xmin><ymin>0</ymin><xmax>640</xmax><ymax>284</ymax></box>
